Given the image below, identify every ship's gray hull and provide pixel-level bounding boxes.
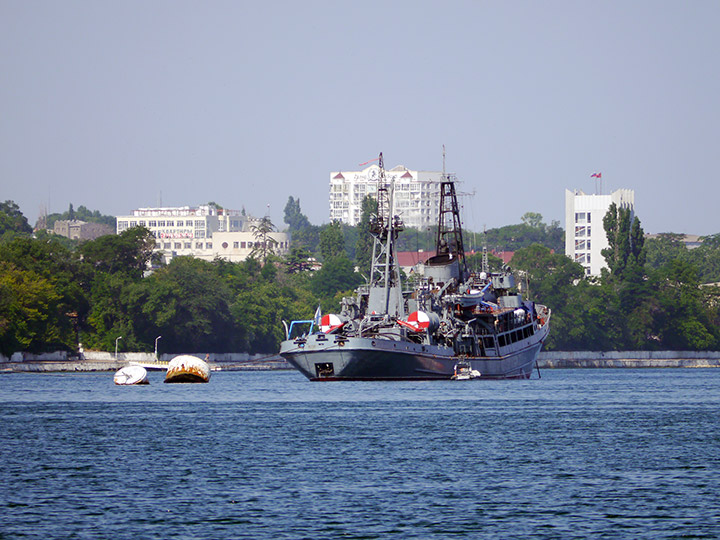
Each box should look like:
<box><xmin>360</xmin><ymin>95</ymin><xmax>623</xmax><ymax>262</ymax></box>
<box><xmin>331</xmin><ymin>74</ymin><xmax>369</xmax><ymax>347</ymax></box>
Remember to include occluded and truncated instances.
<box><xmin>279</xmin><ymin>331</ymin><xmax>545</xmax><ymax>381</ymax></box>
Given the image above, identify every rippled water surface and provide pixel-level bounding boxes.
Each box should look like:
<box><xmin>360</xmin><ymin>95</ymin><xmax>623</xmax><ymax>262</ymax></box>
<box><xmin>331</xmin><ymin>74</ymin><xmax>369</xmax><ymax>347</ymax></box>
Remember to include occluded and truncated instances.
<box><xmin>1</xmin><ymin>368</ymin><xmax>719</xmax><ymax>539</ymax></box>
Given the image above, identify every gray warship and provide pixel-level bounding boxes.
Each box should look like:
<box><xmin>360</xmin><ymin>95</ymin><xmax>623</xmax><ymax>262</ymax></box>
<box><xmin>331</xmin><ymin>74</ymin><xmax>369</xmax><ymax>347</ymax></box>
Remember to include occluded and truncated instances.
<box><xmin>279</xmin><ymin>154</ymin><xmax>550</xmax><ymax>380</ymax></box>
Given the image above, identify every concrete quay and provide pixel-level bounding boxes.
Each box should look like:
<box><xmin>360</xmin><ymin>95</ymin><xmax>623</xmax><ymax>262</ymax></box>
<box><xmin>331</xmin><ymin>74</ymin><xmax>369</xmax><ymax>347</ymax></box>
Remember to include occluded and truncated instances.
<box><xmin>0</xmin><ymin>351</ymin><xmax>290</xmax><ymax>373</ymax></box>
<box><xmin>2</xmin><ymin>350</ymin><xmax>720</xmax><ymax>373</ymax></box>
<box><xmin>537</xmin><ymin>350</ymin><xmax>720</xmax><ymax>369</ymax></box>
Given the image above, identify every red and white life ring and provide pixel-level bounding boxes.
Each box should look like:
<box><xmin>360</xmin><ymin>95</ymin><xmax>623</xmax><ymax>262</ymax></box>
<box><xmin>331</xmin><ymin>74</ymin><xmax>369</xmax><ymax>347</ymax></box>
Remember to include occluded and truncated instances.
<box><xmin>320</xmin><ymin>314</ymin><xmax>344</xmax><ymax>333</ymax></box>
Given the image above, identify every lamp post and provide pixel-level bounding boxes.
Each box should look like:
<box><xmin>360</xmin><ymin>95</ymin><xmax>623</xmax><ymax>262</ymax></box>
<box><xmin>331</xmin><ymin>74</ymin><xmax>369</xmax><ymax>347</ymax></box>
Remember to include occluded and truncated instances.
<box><xmin>115</xmin><ymin>336</ymin><xmax>122</xmax><ymax>360</ymax></box>
<box><xmin>154</xmin><ymin>335</ymin><xmax>162</xmax><ymax>361</ymax></box>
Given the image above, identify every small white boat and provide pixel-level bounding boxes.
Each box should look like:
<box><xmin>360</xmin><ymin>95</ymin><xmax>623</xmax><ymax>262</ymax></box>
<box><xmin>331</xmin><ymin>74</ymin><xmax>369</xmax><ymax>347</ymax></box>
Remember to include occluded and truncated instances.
<box><xmin>164</xmin><ymin>355</ymin><xmax>211</xmax><ymax>383</ymax></box>
<box><xmin>451</xmin><ymin>361</ymin><xmax>481</xmax><ymax>381</ymax></box>
<box><xmin>114</xmin><ymin>365</ymin><xmax>149</xmax><ymax>385</ymax></box>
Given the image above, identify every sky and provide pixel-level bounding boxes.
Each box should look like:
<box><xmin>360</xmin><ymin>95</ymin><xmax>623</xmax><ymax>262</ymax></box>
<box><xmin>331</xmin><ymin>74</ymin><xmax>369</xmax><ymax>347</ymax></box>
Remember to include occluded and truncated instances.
<box><xmin>2</xmin><ymin>1</ymin><xmax>719</xmax><ymax>236</ymax></box>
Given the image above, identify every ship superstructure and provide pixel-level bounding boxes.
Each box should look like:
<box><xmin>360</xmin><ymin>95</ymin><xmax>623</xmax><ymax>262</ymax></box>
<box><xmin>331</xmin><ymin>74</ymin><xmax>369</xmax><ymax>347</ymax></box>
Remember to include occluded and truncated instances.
<box><xmin>280</xmin><ymin>154</ymin><xmax>550</xmax><ymax>380</ymax></box>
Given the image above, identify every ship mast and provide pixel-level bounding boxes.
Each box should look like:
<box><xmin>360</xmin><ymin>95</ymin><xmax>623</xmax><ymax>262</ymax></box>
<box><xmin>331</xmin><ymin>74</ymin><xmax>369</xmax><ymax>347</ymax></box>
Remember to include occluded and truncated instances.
<box><xmin>434</xmin><ymin>166</ymin><xmax>468</xmax><ymax>282</ymax></box>
<box><xmin>367</xmin><ymin>153</ymin><xmax>404</xmax><ymax>317</ymax></box>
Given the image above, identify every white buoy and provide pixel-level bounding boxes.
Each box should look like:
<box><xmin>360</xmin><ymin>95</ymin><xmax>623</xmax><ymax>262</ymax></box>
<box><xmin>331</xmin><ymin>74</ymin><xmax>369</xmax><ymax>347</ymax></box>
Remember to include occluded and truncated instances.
<box><xmin>114</xmin><ymin>365</ymin><xmax>149</xmax><ymax>385</ymax></box>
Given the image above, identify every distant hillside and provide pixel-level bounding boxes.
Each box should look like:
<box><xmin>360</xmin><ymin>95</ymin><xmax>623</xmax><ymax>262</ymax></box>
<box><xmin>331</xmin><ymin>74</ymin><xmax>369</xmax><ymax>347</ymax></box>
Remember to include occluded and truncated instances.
<box><xmin>481</xmin><ymin>213</ymin><xmax>564</xmax><ymax>254</ymax></box>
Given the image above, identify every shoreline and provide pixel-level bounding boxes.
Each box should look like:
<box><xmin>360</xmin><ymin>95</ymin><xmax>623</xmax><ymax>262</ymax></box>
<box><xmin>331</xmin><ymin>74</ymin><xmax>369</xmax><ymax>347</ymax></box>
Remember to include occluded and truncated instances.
<box><xmin>2</xmin><ymin>350</ymin><xmax>720</xmax><ymax>373</ymax></box>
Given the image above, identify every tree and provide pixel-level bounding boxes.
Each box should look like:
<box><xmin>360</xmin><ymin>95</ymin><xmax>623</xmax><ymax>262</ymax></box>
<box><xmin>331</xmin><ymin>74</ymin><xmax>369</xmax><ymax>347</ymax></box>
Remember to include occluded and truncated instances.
<box><xmin>0</xmin><ymin>235</ymin><xmax>89</xmax><ymax>352</ymax></box>
<box><xmin>79</xmin><ymin>227</ymin><xmax>155</xmax><ymax>279</ymax></box>
<box><xmin>311</xmin><ymin>255</ymin><xmax>363</xmax><ymax>307</ymax></box>
<box><xmin>689</xmin><ymin>234</ymin><xmax>720</xmax><ymax>284</ymax></box>
<box><xmin>510</xmin><ymin>244</ymin><xmax>584</xmax><ymax>307</ymax></box>
<box><xmin>510</xmin><ymin>244</ymin><xmax>586</xmax><ymax>350</ymax></box>
<box><xmin>319</xmin><ymin>221</ymin><xmax>345</xmax><ymax>261</ymax></box>
<box><xmin>481</xmin><ymin>216</ymin><xmax>564</xmax><ymax>254</ymax></box>
<box><xmin>521</xmin><ymin>212</ymin><xmax>543</xmax><ymax>229</ymax></box>
<box><xmin>0</xmin><ymin>262</ymin><xmax>65</xmax><ymax>356</ymax></box>
<box><xmin>602</xmin><ymin>203</ymin><xmax>644</xmax><ymax>280</ymax></box>
<box><xmin>465</xmin><ymin>251</ymin><xmax>504</xmax><ymax>273</ymax></box>
<box><xmin>249</xmin><ymin>216</ymin><xmax>277</xmax><ymax>263</ymax></box>
<box><xmin>283</xmin><ymin>196</ymin><xmax>312</xmax><ymax>231</ymax></box>
<box><xmin>283</xmin><ymin>196</ymin><xmax>319</xmax><ymax>251</ymax></box>
<box><xmin>0</xmin><ymin>201</ymin><xmax>32</xmax><ymax>238</ymax></box>
<box><xmin>285</xmin><ymin>246</ymin><xmax>314</xmax><ymax>274</ymax></box>
<box><xmin>44</xmin><ymin>204</ymin><xmax>116</xmax><ymax>229</ymax></box>
<box><xmin>649</xmin><ymin>260</ymin><xmax>718</xmax><ymax>350</ymax></box>
<box><xmin>644</xmin><ymin>233</ymin><xmax>688</xmax><ymax>271</ymax></box>
<box><xmin>136</xmin><ymin>257</ymin><xmax>235</xmax><ymax>352</ymax></box>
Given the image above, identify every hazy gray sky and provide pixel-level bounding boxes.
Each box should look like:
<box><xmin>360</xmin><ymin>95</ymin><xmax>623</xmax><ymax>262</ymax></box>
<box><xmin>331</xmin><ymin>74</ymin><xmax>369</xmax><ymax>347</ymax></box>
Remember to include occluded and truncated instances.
<box><xmin>2</xmin><ymin>1</ymin><xmax>718</xmax><ymax>235</ymax></box>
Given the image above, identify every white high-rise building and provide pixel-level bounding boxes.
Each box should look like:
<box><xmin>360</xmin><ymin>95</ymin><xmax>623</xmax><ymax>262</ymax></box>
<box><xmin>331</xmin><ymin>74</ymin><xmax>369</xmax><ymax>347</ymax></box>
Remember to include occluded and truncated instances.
<box><xmin>565</xmin><ymin>188</ymin><xmax>635</xmax><ymax>276</ymax></box>
<box><xmin>329</xmin><ymin>164</ymin><xmax>449</xmax><ymax>229</ymax></box>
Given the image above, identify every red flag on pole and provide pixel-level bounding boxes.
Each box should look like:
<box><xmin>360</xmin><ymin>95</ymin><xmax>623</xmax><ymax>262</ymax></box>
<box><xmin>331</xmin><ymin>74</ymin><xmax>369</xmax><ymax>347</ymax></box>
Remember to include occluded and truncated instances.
<box><xmin>590</xmin><ymin>172</ymin><xmax>602</xmax><ymax>178</ymax></box>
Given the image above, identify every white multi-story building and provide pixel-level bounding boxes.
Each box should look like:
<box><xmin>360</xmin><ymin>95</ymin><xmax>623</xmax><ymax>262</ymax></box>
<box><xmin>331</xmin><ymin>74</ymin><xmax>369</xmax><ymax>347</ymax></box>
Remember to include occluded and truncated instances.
<box><xmin>117</xmin><ymin>204</ymin><xmax>244</xmax><ymax>239</ymax></box>
<box><xmin>565</xmin><ymin>189</ymin><xmax>635</xmax><ymax>276</ymax></box>
<box><xmin>116</xmin><ymin>205</ymin><xmax>289</xmax><ymax>263</ymax></box>
<box><xmin>329</xmin><ymin>164</ymin><xmax>448</xmax><ymax>229</ymax></box>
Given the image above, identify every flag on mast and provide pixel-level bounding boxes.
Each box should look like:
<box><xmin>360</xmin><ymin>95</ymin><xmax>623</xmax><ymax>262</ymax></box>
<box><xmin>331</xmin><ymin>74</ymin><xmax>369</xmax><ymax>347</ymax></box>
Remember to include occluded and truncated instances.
<box><xmin>358</xmin><ymin>157</ymin><xmax>380</xmax><ymax>167</ymax></box>
<box><xmin>590</xmin><ymin>172</ymin><xmax>602</xmax><ymax>178</ymax></box>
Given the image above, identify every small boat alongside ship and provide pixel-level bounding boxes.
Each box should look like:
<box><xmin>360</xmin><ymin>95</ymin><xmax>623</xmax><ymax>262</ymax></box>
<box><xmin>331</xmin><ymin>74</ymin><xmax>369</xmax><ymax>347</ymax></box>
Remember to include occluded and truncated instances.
<box><xmin>279</xmin><ymin>153</ymin><xmax>551</xmax><ymax>381</ymax></box>
<box><xmin>451</xmin><ymin>361</ymin><xmax>481</xmax><ymax>380</ymax></box>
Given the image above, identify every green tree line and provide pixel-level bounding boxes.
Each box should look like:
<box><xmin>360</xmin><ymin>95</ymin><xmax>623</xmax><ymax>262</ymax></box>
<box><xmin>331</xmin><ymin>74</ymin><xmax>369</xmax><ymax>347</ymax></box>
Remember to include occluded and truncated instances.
<box><xmin>511</xmin><ymin>204</ymin><xmax>720</xmax><ymax>351</ymax></box>
<box><xmin>45</xmin><ymin>203</ymin><xmax>117</xmax><ymax>229</ymax></box>
<box><xmin>1</xmin><ymin>198</ymin><xmax>719</xmax><ymax>356</ymax></box>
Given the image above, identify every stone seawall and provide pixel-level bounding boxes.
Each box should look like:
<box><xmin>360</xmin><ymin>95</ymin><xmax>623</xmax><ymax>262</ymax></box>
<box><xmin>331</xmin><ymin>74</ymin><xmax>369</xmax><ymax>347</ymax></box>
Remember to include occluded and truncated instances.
<box><xmin>537</xmin><ymin>351</ymin><xmax>720</xmax><ymax>369</ymax></box>
<box><xmin>0</xmin><ymin>351</ymin><xmax>289</xmax><ymax>373</ymax></box>
<box><xmin>2</xmin><ymin>350</ymin><xmax>720</xmax><ymax>373</ymax></box>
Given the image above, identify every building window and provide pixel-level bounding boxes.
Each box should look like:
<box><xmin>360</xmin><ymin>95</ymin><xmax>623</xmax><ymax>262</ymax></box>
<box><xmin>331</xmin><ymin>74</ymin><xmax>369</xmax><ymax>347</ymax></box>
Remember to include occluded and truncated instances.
<box><xmin>222</xmin><ymin>242</ymin><xmax>228</xmax><ymax>249</ymax></box>
<box><xmin>138</xmin><ymin>220</ymin><xmax>146</xmax><ymax>226</ymax></box>
<box><xmin>196</xmin><ymin>242</ymin><xmax>203</xmax><ymax>249</ymax></box>
<box><xmin>575</xmin><ymin>212</ymin><xmax>593</xmax><ymax>224</ymax></box>
<box><xmin>241</xmin><ymin>242</ymin><xmax>246</xmax><ymax>248</ymax></box>
<box><xmin>129</xmin><ymin>221</ymin><xmax>137</xmax><ymax>228</ymax></box>
<box><xmin>174</xmin><ymin>243</ymin><xmax>181</xmax><ymax>249</ymax></box>
<box><xmin>149</xmin><ymin>220</ymin><xmax>157</xmax><ymax>227</ymax></box>
<box><xmin>167</xmin><ymin>220</ymin><xmax>174</xmax><ymax>227</ymax></box>
<box><xmin>206</xmin><ymin>243</ymin><xmax>212</xmax><ymax>249</ymax></box>
<box><xmin>184</xmin><ymin>242</ymin><xmax>191</xmax><ymax>249</ymax></box>
<box><xmin>233</xmin><ymin>241</ymin><xmax>239</xmax><ymax>248</ymax></box>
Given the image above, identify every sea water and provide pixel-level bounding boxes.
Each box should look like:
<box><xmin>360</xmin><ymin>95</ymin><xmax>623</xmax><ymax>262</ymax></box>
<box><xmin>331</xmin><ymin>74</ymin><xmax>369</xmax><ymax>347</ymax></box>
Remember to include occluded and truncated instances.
<box><xmin>1</xmin><ymin>369</ymin><xmax>719</xmax><ymax>539</ymax></box>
